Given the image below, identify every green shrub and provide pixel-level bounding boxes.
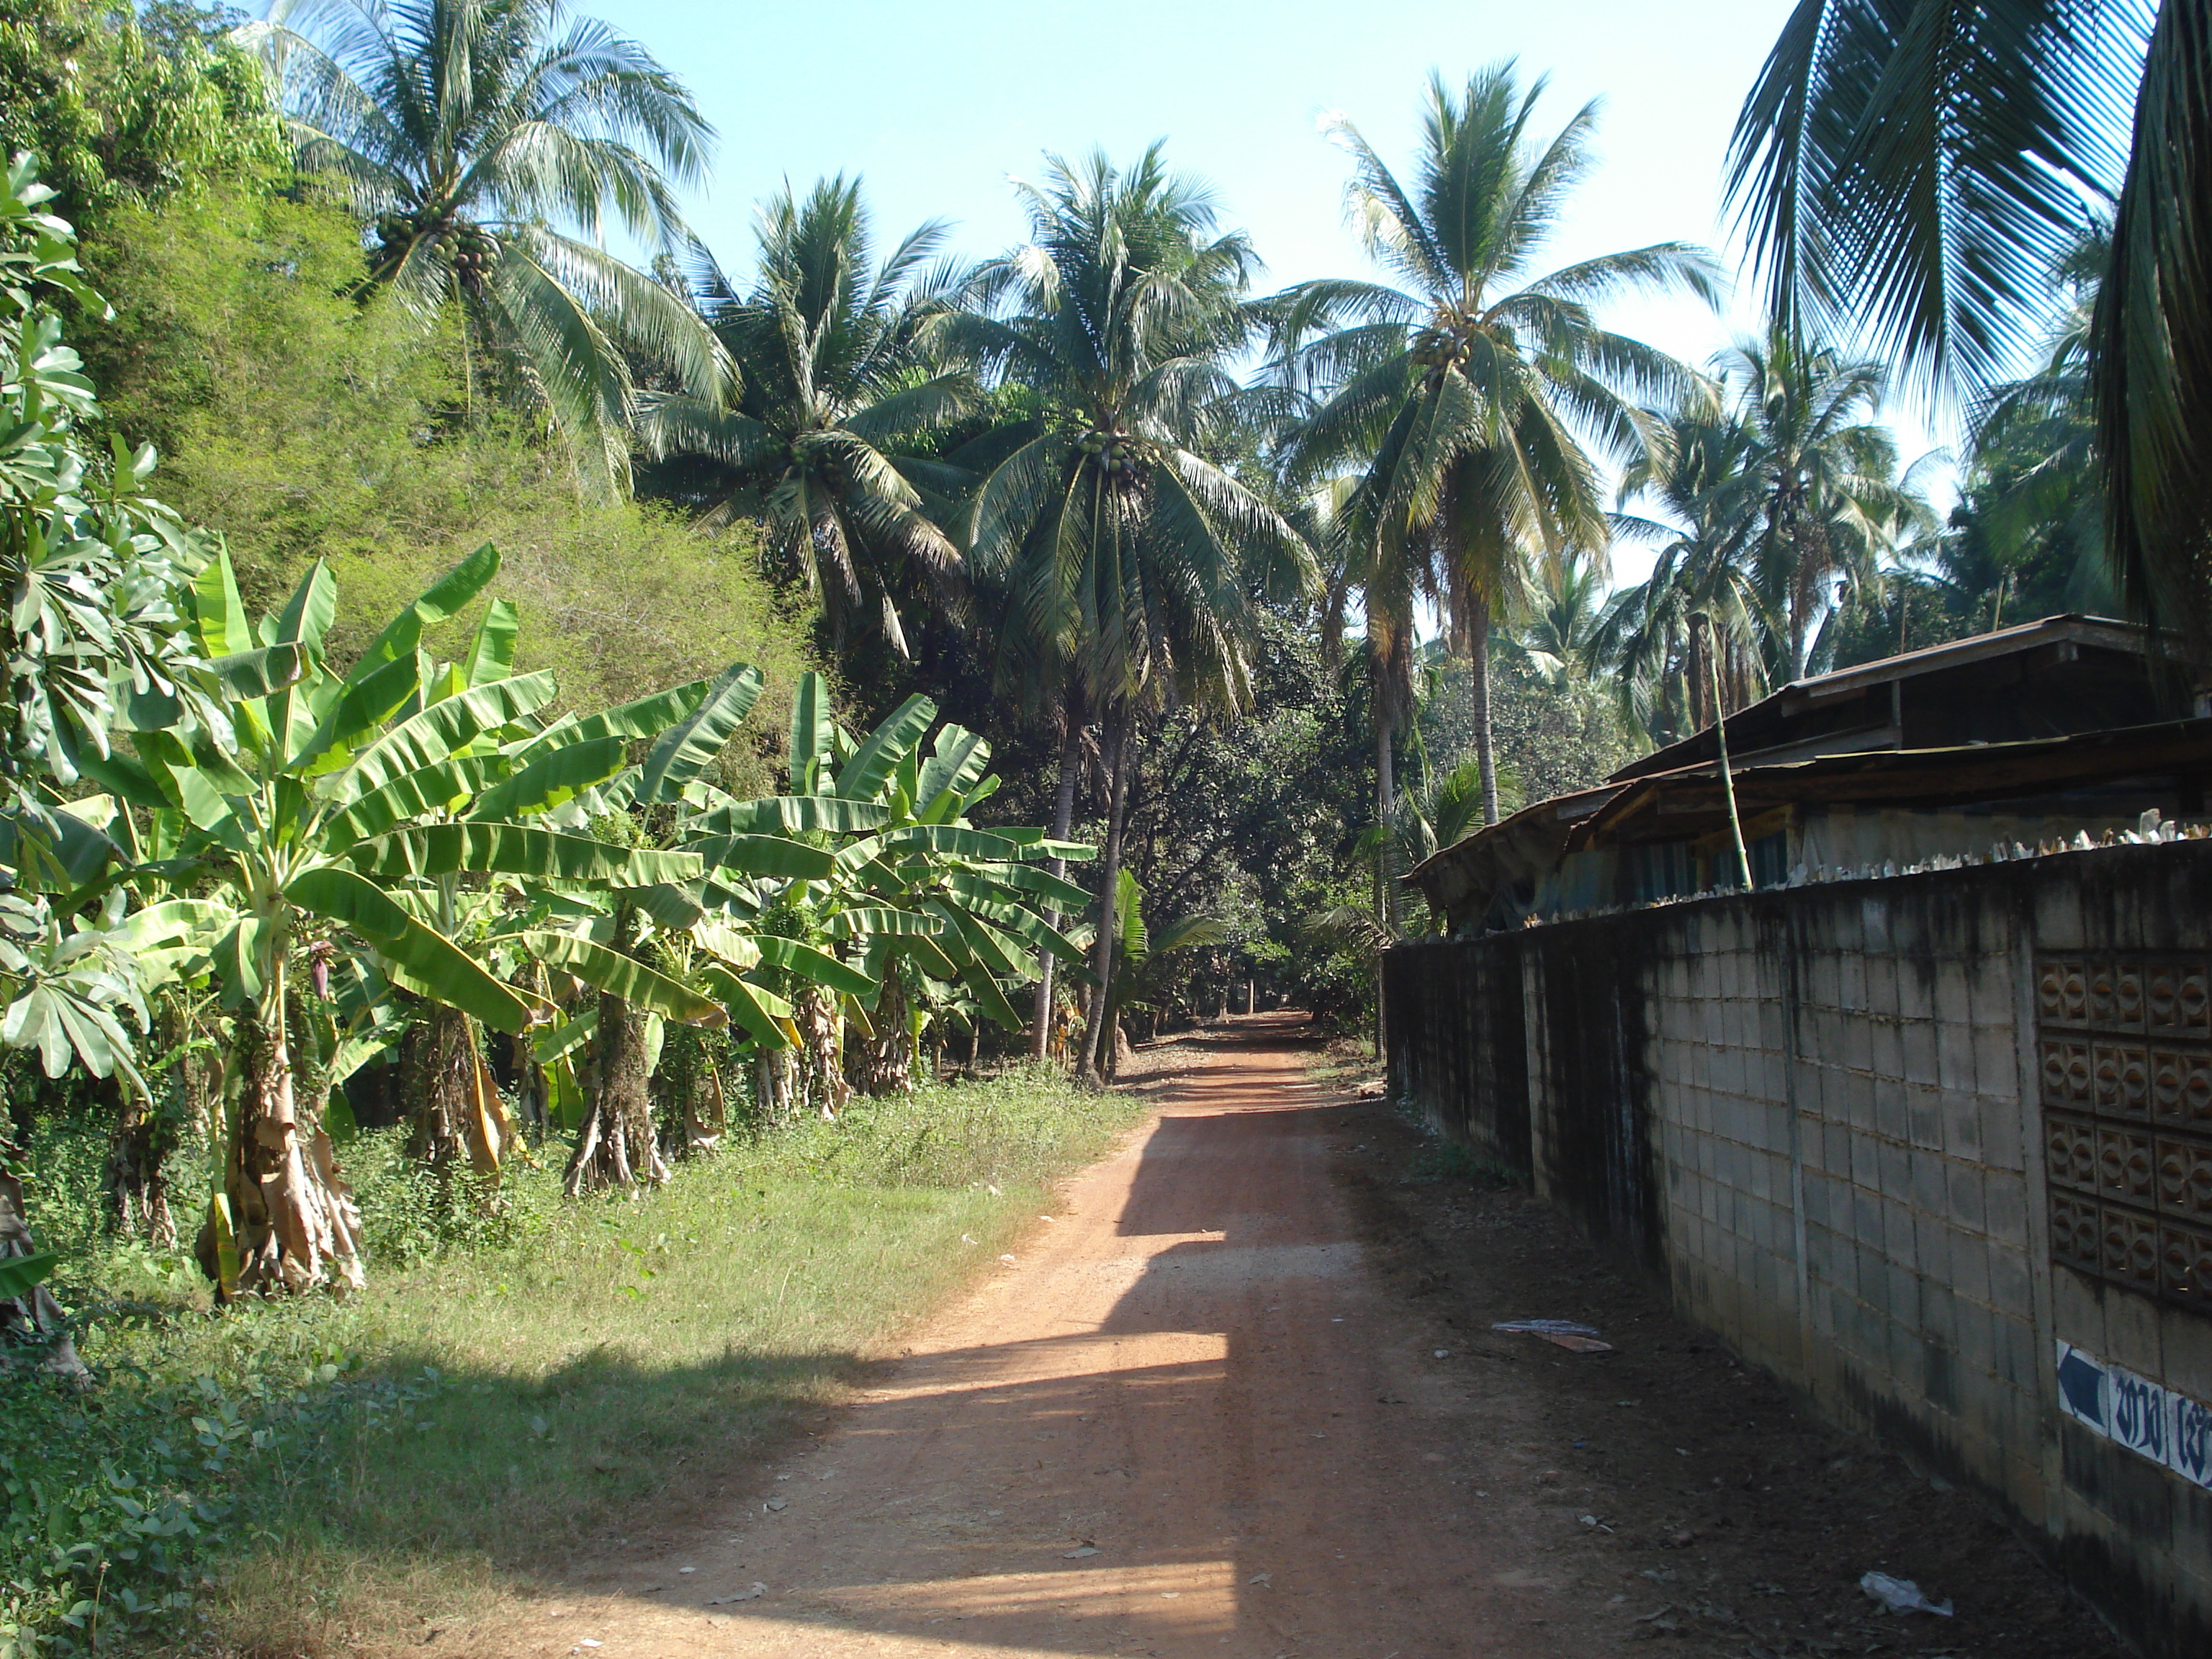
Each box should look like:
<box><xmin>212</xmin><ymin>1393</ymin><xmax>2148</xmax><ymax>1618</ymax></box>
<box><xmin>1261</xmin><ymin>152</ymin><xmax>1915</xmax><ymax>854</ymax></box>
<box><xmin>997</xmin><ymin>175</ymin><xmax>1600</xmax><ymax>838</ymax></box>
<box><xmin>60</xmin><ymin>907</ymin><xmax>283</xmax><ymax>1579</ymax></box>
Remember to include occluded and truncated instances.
<box><xmin>0</xmin><ymin>1315</ymin><xmax>437</xmax><ymax>1659</ymax></box>
<box><xmin>338</xmin><ymin>1128</ymin><xmax>563</xmax><ymax>1269</ymax></box>
<box><xmin>727</xmin><ymin>1064</ymin><xmax>1127</xmax><ymax>1190</ymax></box>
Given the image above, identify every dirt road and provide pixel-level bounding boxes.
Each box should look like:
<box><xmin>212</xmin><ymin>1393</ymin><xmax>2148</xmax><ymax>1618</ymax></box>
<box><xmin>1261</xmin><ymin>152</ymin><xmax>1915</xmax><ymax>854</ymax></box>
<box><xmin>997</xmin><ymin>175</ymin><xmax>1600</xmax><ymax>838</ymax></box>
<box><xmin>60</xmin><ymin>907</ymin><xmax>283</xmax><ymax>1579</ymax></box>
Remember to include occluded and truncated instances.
<box><xmin>513</xmin><ymin>1015</ymin><xmax>2123</xmax><ymax>1659</ymax></box>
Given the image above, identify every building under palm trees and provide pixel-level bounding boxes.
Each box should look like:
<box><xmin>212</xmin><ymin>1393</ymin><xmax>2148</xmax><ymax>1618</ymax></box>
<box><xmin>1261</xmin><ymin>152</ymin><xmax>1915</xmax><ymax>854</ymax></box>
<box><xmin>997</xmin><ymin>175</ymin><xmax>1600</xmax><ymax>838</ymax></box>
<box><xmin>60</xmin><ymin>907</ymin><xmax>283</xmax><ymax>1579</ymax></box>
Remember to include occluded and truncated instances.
<box><xmin>1410</xmin><ymin>613</ymin><xmax>2210</xmax><ymax>935</ymax></box>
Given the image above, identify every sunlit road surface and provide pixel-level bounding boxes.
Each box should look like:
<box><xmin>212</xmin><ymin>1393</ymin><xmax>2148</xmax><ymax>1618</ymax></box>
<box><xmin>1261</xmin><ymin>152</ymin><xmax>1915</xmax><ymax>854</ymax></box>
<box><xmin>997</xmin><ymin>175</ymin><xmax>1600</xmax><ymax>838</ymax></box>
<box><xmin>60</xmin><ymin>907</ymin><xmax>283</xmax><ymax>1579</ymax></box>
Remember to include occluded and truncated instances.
<box><xmin>519</xmin><ymin>1015</ymin><xmax>1581</xmax><ymax>1659</ymax></box>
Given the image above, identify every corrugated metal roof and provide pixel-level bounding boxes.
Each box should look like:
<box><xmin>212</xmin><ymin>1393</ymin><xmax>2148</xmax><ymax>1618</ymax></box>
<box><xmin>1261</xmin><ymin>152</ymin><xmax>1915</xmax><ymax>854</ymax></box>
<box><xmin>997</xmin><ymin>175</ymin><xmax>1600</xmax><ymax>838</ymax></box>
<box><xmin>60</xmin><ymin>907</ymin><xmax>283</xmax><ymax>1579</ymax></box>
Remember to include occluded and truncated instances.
<box><xmin>1575</xmin><ymin>715</ymin><xmax>2212</xmax><ymax>850</ymax></box>
<box><xmin>1609</xmin><ymin>614</ymin><xmax>2165</xmax><ymax>783</ymax></box>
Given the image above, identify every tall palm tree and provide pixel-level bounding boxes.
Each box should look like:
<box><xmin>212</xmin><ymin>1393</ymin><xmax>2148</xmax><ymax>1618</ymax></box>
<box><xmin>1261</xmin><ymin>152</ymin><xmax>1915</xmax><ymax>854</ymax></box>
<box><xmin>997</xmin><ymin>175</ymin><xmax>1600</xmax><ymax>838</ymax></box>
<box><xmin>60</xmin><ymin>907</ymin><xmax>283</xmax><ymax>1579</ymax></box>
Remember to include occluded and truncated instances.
<box><xmin>639</xmin><ymin>177</ymin><xmax>974</xmax><ymax>657</ymax></box>
<box><xmin>1722</xmin><ymin>329</ymin><xmax>1930</xmax><ymax>679</ymax></box>
<box><xmin>239</xmin><ymin>0</ymin><xmax>724</xmax><ymax>494</ymax></box>
<box><xmin>1499</xmin><ymin>547</ymin><xmax>1610</xmax><ymax>688</ymax></box>
<box><xmin>1270</xmin><ymin>66</ymin><xmax>1722</xmax><ymax>834</ymax></box>
<box><xmin>1941</xmin><ymin>228</ymin><xmax>2111</xmax><ymax>621</ymax></box>
<box><xmin>1300</xmin><ymin>467</ymin><xmax>1422</xmax><ymax>967</ymax></box>
<box><xmin>947</xmin><ymin>147</ymin><xmax>1313</xmax><ymax>1080</ymax></box>
<box><xmin>1602</xmin><ymin>392</ymin><xmax>1772</xmax><ymax>741</ymax></box>
<box><xmin>1724</xmin><ymin>1</ymin><xmax>2212</xmax><ymax>659</ymax></box>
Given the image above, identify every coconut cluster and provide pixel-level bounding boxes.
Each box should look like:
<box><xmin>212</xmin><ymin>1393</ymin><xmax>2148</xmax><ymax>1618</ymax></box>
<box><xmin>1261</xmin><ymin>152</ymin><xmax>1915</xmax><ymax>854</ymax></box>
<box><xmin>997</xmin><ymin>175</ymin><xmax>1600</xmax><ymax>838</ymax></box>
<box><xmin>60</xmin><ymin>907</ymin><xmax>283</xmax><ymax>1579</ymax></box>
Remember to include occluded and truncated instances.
<box><xmin>1078</xmin><ymin>428</ymin><xmax>1140</xmax><ymax>472</ymax></box>
<box><xmin>371</xmin><ymin>213</ymin><xmax>501</xmax><ymax>282</ymax></box>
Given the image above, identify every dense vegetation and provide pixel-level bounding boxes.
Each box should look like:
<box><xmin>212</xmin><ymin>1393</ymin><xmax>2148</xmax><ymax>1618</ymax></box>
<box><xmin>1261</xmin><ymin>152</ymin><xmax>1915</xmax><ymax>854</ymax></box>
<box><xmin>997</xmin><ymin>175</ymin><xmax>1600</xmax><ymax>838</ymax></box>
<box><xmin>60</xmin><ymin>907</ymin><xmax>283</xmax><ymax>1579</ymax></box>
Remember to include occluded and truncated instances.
<box><xmin>0</xmin><ymin>0</ymin><xmax>2198</xmax><ymax>1647</ymax></box>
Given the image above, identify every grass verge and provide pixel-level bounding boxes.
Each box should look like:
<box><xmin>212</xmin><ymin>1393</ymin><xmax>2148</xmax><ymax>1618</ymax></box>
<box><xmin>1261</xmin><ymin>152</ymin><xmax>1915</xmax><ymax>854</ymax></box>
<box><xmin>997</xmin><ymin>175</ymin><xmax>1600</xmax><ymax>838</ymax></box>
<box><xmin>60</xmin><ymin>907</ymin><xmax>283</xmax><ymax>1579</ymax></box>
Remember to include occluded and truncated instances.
<box><xmin>4</xmin><ymin>1067</ymin><xmax>1146</xmax><ymax>1658</ymax></box>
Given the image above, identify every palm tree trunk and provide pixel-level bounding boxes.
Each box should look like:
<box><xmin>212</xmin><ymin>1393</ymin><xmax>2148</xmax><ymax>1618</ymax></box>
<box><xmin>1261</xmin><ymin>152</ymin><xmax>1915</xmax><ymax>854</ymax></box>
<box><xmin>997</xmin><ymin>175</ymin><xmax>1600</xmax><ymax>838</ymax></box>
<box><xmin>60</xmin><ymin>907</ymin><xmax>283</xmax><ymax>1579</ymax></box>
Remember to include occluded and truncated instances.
<box><xmin>1375</xmin><ymin>707</ymin><xmax>1400</xmax><ymax>932</ymax></box>
<box><xmin>1687</xmin><ymin>621</ymin><xmax>1709</xmax><ymax>731</ymax></box>
<box><xmin>1079</xmin><ymin>704</ymin><xmax>1135</xmax><ymax>1084</ymax></box>
<box><xmin>1373</xmin><ymin>691</ymin><xmax>1395</xmax><ymax>1064</ymax></box>
<box><xmin>1470</xmin><ymin>597</ymin><xmax>1501</xmax><ymax>827</ymax></box>
<box><xmin>1030</xmin><ymin>729</ymin><xmax>1079</xmax><ymax>1061</ymax></box>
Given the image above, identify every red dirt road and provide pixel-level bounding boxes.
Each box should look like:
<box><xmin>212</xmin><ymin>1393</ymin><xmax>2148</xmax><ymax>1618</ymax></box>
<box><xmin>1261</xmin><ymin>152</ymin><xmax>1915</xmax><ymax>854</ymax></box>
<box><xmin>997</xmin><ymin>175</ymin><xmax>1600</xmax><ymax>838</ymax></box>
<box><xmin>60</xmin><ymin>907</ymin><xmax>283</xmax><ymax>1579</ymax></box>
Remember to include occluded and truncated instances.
<box><xmin>521</xmin><ymin>1015</ymin><xmax>1570</xmax><ymax>1658</ymax></box>
<box><xmin>510</xmin><ymin>1014</ymin><xmax>2121</xmax><ymax>1659</ymax></box>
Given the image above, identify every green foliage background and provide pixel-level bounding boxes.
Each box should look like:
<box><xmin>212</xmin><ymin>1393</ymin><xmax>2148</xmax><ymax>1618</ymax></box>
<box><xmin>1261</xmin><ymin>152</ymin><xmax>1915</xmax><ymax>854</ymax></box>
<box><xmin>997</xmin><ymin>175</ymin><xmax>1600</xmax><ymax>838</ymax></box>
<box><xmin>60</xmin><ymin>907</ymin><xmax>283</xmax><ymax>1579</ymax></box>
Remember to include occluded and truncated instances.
<box><xmin>74</xmin><ymin>186</ymin><xmax>814</xmax><ymax>792</ymax></box>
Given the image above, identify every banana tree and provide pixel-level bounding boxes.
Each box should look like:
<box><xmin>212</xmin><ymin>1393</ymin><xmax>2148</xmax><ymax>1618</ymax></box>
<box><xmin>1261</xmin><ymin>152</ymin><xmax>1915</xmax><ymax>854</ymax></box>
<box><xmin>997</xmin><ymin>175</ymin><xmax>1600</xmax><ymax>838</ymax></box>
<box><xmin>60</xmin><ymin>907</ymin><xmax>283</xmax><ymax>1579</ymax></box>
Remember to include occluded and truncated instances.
<box><xmin>685</xmin><ymin>676</ymin><xmax>1097</xmax><ymax>1101</ymax></box>
<box><xmin>89</xmin><ymin>547</ymin><xmax>708</xmax><ymax>1292</ymax></box>
<box><xmin>521</xmin><ymin>660</ymin><xmax>775</xmax><ymax>1191</ymax></box>
<box><xmin>346</xmin><ymin>627</ymin><xmax>754</xmax><ymax>1190</ymax></box>
<box><xmin>1092</xmin><ymin>871</ymin><xmax>1231</xmax><ymax>1066</ymax></box>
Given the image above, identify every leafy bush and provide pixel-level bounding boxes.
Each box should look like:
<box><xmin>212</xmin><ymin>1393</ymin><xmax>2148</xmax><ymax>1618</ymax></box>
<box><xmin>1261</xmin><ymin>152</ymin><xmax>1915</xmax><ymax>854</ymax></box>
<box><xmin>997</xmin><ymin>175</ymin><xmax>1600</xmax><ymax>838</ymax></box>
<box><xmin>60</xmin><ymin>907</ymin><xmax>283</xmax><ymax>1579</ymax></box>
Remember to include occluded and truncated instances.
<box><xmin>1</xmin><ymin>1362</ymin><xmax>248</xmax><ymax>1657</ymax></box>
<box><xmin>74</xmin><ymin>187</ymin><xmax>815</xmax><ymax>791</ymax></box>
<box><xmin>338</xmin><ymin>1128</ymin><xmax>562</xmax><ymax>1269</ymax></box>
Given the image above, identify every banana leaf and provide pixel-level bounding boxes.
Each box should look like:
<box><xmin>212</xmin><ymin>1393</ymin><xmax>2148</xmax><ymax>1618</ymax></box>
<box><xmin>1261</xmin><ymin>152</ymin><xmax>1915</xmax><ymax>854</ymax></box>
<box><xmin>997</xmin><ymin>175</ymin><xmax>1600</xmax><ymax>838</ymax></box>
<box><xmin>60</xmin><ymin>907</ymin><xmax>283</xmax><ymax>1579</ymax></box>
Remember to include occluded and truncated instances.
<box><xmin>637</xmin><ymin>662</ymin><xmax>763</xmax><ymax>804</ymax></box>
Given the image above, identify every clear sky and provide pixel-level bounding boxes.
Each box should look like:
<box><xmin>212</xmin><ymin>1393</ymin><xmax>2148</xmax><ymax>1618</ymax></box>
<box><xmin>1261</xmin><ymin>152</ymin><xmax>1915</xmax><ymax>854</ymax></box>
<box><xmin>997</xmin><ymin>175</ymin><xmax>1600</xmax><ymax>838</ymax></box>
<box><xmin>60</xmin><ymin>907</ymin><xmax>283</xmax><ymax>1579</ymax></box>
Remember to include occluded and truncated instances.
<box><xmin>592</xmin><ymin>0</ymin><xmax>1950</xmax><ymax>575</ymax></box>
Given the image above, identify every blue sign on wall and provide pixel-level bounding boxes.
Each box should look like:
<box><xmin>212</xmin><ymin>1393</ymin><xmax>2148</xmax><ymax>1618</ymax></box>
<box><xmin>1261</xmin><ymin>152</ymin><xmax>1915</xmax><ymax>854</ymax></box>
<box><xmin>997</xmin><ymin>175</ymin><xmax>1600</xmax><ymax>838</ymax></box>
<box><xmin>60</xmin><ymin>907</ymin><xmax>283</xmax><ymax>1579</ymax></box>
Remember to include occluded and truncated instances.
<box><xmin>2055</xmin><ymin>1340</ymin><xmax>2212</xmax><ymax>1491</ymax></box>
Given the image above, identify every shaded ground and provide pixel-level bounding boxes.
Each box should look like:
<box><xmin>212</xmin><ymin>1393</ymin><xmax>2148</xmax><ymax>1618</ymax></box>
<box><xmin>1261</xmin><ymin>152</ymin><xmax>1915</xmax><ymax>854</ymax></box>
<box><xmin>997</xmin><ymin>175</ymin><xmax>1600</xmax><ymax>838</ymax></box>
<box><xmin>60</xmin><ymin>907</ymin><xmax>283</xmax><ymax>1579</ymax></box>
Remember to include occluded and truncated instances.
<box><xmin>476</xmin><ymin>1014</ymin><xmax>2126</xmax><ymax>1659</ymax></box>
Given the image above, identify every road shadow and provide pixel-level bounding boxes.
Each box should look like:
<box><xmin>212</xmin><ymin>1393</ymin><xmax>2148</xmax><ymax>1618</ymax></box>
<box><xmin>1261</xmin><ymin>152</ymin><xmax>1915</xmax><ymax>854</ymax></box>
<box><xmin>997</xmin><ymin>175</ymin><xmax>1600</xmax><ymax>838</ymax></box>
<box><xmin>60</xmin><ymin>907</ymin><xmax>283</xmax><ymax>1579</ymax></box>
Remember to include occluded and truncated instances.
<box><xmin>660</xmin><ymin>1020</ymin><xmax>1441</xmax><ymax>1656</ymax></box>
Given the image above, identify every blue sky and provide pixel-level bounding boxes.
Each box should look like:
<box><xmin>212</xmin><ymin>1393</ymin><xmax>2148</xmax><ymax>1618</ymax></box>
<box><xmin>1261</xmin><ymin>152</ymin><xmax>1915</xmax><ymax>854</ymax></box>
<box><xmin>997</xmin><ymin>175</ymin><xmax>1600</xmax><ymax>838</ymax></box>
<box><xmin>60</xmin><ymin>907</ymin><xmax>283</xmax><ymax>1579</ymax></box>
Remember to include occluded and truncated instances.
<box><xmin>593</xmin><ymin>0</ymin><xmax>1951</xmax><ymax>574</ymax></box>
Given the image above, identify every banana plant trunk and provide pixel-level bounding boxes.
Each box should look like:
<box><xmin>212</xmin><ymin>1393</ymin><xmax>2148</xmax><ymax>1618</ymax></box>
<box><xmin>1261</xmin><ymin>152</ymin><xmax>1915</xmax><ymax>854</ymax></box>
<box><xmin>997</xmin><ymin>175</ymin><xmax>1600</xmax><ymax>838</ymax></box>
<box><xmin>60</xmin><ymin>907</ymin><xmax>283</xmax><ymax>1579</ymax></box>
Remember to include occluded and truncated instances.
<box><xmin>405</xmin><ymin>1004</ymin><xmax>504</xmax><ymax>1179</ymax></box>
<box><xmin>217</xmin><ymin>953</ymin><xmax>366</xmax><ymax>1296</ymax></box>
<box><xmin>792</xmin><ymin>984</ymin><xmax>848</xmax><ymax>1119</ymax></box>
<box><xmin>1079</xmin><ymin>707</ymin><xmax>1135</xmax><ymax>1084</ymax></box>
<box><xmin>683</xmin><ymin>1058</ymin><xmax>727</xmax><ymax>1154</ymax></box>
<box><xmin>565</xmin><ymin>989</ymin><xmax>667</xmax><ymax>1192</ymax></box>
<box><xmin>848</xmin><ymin>958</ymin><xmax>914</xmax><ymax>1097</ymax></box>
<box><xmin>1030</xmin><ymin>732</ymin><xmax>1079</xmax><ymax>1061</ymax></box>
<box><xmin>652</xmin><ymin>1026</ymin><xmax>727</xmax><ymax>1159</ymax></box>
<box><xmin>107</xmin><ymin>1019</ymin><xmax>191</xmax><ymax>1249</ymax></box>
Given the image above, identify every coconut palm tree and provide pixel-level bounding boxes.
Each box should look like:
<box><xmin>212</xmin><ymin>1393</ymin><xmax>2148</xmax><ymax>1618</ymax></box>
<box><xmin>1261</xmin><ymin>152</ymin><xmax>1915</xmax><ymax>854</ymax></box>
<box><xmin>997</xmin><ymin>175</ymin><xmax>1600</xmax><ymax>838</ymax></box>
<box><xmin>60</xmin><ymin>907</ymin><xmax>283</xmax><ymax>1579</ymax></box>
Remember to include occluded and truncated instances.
<box><xmin>638</xmin><ymin>176</ymin><xmax>973</xmax><ymax>657</ymax></box>
<box><xmin>1270</xmin><ymin>65</ymin><xmax>1722</xmax><ymax>831</ymax></box>
<box><xmin>1499</xmin><ymin>547</ymin><xmax>1611</xmax><ymax>689</ymax></box>
<box><xmin>1601</xmin><ymin>393</ymin><xmax>1772</xmax><ymax>742</ymax></box>
<box><xmin>1936</xmin><ymin>228</ymin><xmax>2113</xmax><ymax>624</ymax></box>
<box><xmin>1721</xmin><ymin>329</ymin><xmax>1931</xmax><ymax>679</ymax></box>
<box><xmin>1725</xmin><ymin>1</ymin><xmax>2212</xmax><ymax>657</ymax></box>
<box><xmin>946</xmin><ymin>147</ymin><xmax>1314</xmax><ymax>1080</ymax></box>
<box><xmin>238</xmin><ymin>0</ymin><xmax>724</xmax><ymax>494</ymax></box>
<box><xmin>1301</xmin><ymin>469</ymin><xmax>1421</xmax><ymax>953</ymax></box>
<box><xmin>1601</xmin><ymin>333</ymin><xmax>1931</xmax><ymax>745</ymax></box>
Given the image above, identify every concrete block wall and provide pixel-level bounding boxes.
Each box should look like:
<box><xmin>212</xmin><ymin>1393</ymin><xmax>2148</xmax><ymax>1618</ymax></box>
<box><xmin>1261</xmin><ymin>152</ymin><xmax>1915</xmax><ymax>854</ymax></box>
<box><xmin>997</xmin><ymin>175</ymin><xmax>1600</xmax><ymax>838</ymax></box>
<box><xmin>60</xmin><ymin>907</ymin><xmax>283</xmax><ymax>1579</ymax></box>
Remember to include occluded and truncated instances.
<box><xmin>1778</xmin><ymin>886</ymin><xmax>2048</xmax><ymax>1520</ymax></box>
<box><xmin>1634</xmin><ymin>905</ymin><xmax>1803</xmax><ymax>1380</ymax></box>
<box><xmin>1386</xmin><ymin>842</ymin><xmax>2212</xmax><ymax>1656</ymax></box>
<box><xmin>1385</xmin><ymin>935</ymin><xmax>1531</xmax><ymax>1177</ymax></box>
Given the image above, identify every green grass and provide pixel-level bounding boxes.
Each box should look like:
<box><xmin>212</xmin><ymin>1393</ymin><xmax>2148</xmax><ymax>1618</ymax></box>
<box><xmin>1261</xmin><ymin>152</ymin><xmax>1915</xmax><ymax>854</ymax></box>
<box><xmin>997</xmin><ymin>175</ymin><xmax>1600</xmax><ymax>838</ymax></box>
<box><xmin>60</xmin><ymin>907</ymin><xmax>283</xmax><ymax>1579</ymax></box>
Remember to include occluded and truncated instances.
<box><xmin>4</xmin><ymin>1068</ymin><xmax>1146</xmax><ymax>1658</ymax></box>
